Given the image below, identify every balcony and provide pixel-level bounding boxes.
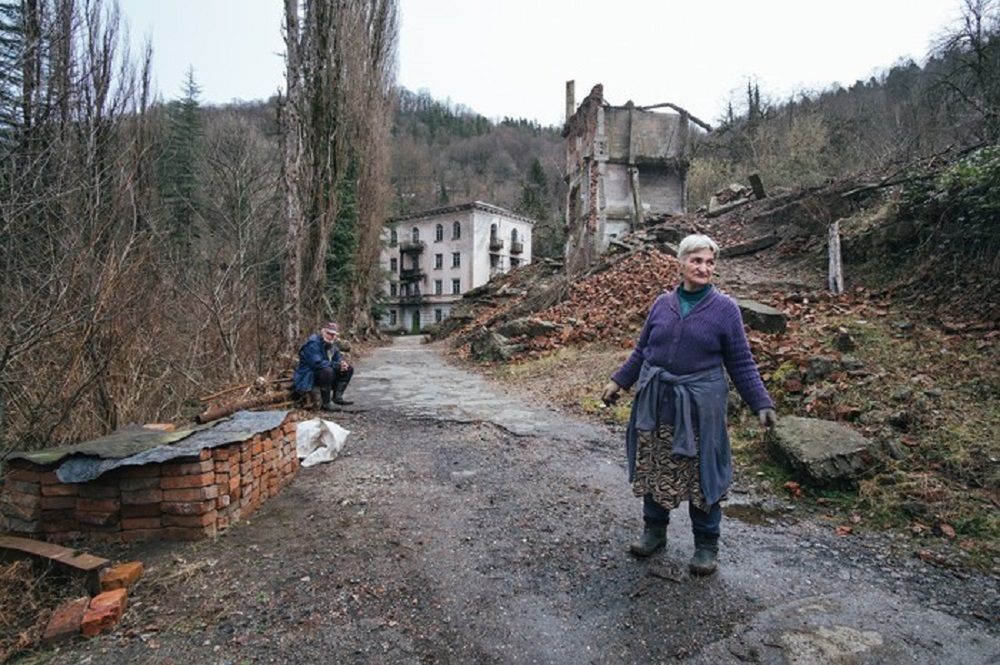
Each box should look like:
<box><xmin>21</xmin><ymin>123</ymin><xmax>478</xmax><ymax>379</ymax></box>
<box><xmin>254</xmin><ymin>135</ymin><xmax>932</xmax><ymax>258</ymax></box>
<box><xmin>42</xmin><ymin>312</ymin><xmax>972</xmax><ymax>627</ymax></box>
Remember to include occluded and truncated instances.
<box><xmin>399</xmin><ymin>240</ymin><xmax>425</xmax><ymax>254</ymax></box>
<box><xmin>510</xmin><ymin>241</ymin><xmax>523</xmax><ymax>254</ymax></box>
<box><xmin>489</xmin><ymin>237</ymin><xmax>504</xmax><ymax>252</ymax></box>
<box><xmin>399</xmin><ymin>268</ymin><xmax>424</xmax><ymax>282</ymax></box>
<box><xmin>399</xmin><ymin>293</ymin><xmax>423</xmax><ymax>304</ymax></box>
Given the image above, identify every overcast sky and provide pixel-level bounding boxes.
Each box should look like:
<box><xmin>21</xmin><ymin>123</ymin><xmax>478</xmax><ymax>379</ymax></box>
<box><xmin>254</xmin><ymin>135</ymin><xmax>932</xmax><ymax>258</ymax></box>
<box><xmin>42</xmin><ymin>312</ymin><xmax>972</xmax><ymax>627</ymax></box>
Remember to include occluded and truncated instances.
<box><xmin>119</xmin><ymin>0</ymin><xmax>962</xmax><ymax>126</ymax></box>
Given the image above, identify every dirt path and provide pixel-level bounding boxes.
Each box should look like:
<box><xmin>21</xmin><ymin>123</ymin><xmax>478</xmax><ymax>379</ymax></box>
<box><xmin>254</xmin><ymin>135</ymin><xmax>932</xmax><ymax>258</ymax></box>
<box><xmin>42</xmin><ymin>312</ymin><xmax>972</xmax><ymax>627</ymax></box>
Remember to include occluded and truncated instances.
<box><xmin>44</xmin><ymin>337</ymin><xmax>998</xmax><ymax>664</ymax></box>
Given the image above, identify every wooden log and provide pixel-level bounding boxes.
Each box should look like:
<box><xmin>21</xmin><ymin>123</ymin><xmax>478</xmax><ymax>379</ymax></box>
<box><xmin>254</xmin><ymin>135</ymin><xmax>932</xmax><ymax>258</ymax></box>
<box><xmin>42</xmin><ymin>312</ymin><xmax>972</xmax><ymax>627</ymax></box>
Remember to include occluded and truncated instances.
<box><xmin>721</xmin><ymin>234</ymin><xmax>780</xmax><ymax>258</ymax></box>
<box><xmin>195</xmin><ymin>391</ymin><xmax>294</xmax><ymax>424</ymax></box>
<box><xmin>748</xmin><ymin>173</ymin><xmax>767</xmax><ymax>199</ymax></box>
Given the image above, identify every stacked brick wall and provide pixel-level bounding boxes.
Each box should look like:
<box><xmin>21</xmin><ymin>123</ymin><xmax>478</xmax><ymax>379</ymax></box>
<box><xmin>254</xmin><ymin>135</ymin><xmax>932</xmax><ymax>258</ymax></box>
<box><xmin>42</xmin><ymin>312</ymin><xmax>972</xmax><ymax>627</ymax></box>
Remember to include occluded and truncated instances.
<box><xmin>0</xmin><ymin>417</ymin><xmax>298</xmax><ymax>543</ymax></box>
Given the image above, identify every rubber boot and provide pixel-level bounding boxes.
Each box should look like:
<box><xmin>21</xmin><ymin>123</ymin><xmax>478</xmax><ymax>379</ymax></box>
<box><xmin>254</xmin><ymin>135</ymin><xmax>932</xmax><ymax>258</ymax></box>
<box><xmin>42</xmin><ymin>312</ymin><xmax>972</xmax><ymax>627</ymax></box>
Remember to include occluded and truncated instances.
<box><xmin>628</xmin><ymin>523</ymin><xmax>666</xmax><ymax>557</ymax></box>
<box><xmin>320</xmin><ymin>387</ymin><xmax>337</xmax><ymax>412</ymax></box>
<box><xmin>332</xmin><ymin>383</ymin><xmax>353</xmax><ymax>406</ymax></box>
<box><xmin>688</xmin><ymin>534</ymin><xmax>719</xmax><ymax>575</ymax></box>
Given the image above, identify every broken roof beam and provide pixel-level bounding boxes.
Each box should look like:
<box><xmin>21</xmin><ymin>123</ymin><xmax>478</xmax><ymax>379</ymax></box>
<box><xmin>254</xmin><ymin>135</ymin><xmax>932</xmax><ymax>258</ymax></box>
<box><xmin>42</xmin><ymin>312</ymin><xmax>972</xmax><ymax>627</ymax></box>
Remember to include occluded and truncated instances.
<box><xmin>635</xmin><ymin>102</ymin><xmax>713</xmax><ymax>132</ymax></box>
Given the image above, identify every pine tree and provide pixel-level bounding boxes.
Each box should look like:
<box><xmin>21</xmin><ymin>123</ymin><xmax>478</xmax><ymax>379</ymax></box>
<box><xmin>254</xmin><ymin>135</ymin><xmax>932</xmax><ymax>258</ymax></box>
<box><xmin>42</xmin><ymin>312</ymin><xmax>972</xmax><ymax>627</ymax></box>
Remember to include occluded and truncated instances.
<box><xmin>158</xmin><ymin>67</ymin><xmax>203</xmax><ymax>248</ymax></box>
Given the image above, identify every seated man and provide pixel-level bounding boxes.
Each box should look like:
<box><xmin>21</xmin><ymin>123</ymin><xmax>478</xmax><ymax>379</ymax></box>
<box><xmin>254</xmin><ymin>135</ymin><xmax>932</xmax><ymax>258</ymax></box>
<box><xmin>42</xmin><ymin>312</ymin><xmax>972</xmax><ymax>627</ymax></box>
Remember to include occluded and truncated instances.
<box><xmin>293</xmin><ymin>322</ymin><xmax>354</xmax><ymax>410</ymax></box>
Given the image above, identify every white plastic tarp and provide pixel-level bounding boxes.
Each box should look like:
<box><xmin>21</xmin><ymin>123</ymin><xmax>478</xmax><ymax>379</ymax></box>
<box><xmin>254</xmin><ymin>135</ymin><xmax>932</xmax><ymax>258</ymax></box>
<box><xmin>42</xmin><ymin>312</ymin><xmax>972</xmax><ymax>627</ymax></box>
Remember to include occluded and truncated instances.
<box><xmin>296</xmin><ymin>418</ymin><xmax>350</xmax><ymax>467</ymax></box>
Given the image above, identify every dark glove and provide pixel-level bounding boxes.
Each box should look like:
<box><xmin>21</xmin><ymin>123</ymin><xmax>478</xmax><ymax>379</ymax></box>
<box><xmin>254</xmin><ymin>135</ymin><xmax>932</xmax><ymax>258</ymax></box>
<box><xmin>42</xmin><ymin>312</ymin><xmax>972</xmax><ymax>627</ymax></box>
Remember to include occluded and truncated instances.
<box><xmin>758</xmin><ymin>408</ymin><xmax>777</xmax><ymax>429</ymax></box>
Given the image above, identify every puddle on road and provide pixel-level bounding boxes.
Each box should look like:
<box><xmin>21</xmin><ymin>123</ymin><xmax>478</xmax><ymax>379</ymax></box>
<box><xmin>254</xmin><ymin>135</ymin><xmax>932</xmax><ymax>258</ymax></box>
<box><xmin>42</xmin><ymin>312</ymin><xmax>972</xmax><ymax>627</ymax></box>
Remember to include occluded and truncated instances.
<box><xmin>724</xmin><ymin>503</ymin><xmax>786</xmax><ymax>526</ymax></box>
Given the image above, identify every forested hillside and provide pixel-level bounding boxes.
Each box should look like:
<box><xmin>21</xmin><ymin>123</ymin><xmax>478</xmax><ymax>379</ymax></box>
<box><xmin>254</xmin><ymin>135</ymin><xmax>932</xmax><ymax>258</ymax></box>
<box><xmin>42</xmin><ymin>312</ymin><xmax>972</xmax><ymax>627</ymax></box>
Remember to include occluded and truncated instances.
<box><xmin>389</xmin><ymin>88</ymin><xmax>566</xmax><ymax>256</ymax></box>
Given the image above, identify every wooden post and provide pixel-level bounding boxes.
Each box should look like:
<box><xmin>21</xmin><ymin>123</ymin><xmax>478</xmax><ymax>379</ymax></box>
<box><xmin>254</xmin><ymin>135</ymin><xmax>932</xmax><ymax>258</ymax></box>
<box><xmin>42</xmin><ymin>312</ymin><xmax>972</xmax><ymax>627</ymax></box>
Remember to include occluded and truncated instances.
<box><xmin>828</xmin><ymin>220</ymin><xmax>844</xmax><ymax>294</ymax></box>
<box><xmin>748</xmin><ymin>173</ymin><xmax>767</xmax><ymax>200</ymax></box>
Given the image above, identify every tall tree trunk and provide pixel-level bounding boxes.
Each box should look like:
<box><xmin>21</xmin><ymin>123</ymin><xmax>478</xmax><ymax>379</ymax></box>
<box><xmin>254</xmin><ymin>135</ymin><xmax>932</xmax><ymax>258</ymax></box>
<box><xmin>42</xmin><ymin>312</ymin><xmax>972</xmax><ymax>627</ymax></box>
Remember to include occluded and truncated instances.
<box><xmin>281</xmin><ymin>0</ymin><xmax>305</xmax><ymax>349</ymax></box>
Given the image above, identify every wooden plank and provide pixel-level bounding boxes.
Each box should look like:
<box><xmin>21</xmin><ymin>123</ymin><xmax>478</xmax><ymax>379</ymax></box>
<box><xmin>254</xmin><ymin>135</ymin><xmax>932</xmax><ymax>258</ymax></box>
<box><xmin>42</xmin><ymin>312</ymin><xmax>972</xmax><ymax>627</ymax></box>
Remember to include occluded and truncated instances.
<box><xmin>0</xmin><ymin>535</ymin><xmax>108</xmax><ymax>594</ymax></box>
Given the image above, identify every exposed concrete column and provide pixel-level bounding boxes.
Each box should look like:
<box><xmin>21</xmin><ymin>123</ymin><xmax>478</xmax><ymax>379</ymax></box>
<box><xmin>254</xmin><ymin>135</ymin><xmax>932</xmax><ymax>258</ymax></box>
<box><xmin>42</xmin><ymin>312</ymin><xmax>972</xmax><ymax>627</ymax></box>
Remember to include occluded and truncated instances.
<box><xmin>565</xmin><ymin>81</ymin><xmax>575</xmax><ymax>124</ymax></box>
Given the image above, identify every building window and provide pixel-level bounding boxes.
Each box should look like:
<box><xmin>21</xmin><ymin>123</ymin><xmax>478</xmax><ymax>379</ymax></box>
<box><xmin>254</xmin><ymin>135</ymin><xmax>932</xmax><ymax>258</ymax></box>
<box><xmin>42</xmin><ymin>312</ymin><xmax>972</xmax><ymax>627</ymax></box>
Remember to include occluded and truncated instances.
<box><xmin>389</xmin><ymin>229</ymin><xmax>397</xmax><ymax>246</ymax></box>
<box><xmin>490</xmin><ymin>254</ymin><xmax>499</xmax><ymax>268</ymax></box>
<box><xmin>435</xmin><ymin>224</ymin><xmax>443</xmax><ymax>242</ymax></box>
<box><xmin>411</xmin><ymin>227</ymin><xmax>419</xmax><ymax>242</ymax></box>
<box><xmin>452</xmin><ymin>252</ymin><xmax>460</xmax><ymax>268</ymax></box>
<box><xmin>435</xmin><ymin>309</ymin><xmax>443</xmax><ymax>323</ymax></box>
<box><xmin>452</xmin><ymin>278</ymin><xmax>461</xmax><ymax>294</ymax></box>
<box><xmin>452</xmin><ymin>221</ymin><xmax>461</xmax><ymax>239</ymax></box>
<box><xmin>490</xmin><ymin>223</ymin><xmax>498</xmax><ymax>241</ymax></box>
<box><xmin>390</xmin><ymin>283</ymin><xmax>397</xmax><ymax>296</ymax></box>
<box><xmin>435</xmin><ymin>253</ymin><xmax>443</xmax><ymax>269</ymax></box>
<box><xmin>511</xmin><ymin>258</ymin><xmax>521</xmax><ymax>268</ymax></box>
<box><xmin>390</xmin><ymin>258</ymin><xmax>397</xmax><ymax>272</ymax></box>
<box><xmin>434</xmin><ymin>279</ymin><xmax>442</xmax><ymax>295</ymax></box>
<box><xmin>410</xmin><ymin>256</ymin><xmax>419</xmax><ymax>269</ymax></box>
<box><xmin>389</xmin><ymin>310</ymin><xmax>397</xmax><ymax>325</ymax></box>
<box><xmin>511</xmin><ymin>228</ymin><xmax>518</xmax><ymax>243</ymax></box>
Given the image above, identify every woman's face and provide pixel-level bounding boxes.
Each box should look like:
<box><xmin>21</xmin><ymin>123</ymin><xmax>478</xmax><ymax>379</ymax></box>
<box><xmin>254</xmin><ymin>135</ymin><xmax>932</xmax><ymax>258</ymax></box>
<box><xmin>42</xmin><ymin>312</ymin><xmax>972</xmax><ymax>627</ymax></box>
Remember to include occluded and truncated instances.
<box><xmin>679</xmin><ymin>248</ymin><xmax>716</xmax><ymax>290</ymax></box>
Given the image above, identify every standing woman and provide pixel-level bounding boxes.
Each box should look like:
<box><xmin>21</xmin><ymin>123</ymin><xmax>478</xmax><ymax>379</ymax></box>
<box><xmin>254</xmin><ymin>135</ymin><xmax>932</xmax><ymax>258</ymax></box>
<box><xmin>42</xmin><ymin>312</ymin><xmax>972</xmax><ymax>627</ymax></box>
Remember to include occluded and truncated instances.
<box><xmin>602</xmin><ymin>234</ymin><xmax>776</xmax><ymax>575</ymax></box>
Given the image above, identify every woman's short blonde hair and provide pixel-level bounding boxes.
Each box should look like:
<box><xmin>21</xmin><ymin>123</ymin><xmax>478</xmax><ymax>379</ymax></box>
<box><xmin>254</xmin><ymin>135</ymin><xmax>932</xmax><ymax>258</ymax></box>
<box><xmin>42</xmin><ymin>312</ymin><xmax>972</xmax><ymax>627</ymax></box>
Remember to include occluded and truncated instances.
<box><xmin>677</xmin><ymin>234</ymin><xmax>720</xmax><ymax>260</ymax></box>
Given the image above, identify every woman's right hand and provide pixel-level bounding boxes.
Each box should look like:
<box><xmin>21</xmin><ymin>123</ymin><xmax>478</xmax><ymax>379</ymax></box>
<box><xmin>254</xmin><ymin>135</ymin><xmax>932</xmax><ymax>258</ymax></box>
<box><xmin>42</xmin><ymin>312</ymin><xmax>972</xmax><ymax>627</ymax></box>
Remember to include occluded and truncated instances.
<box><xmin>601</xmin><ymin>380</ymin><xmax>622</xmax><ymax>406</ymax></box>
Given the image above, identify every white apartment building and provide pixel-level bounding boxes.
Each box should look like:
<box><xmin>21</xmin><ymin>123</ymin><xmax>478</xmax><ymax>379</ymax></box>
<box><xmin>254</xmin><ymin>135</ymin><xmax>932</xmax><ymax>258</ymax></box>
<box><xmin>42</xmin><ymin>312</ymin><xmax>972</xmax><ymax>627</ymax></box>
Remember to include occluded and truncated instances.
<box><xmin>380</xmin><ymin>201</ymin><xmax>535</xmax><ymax>332</ymax></box>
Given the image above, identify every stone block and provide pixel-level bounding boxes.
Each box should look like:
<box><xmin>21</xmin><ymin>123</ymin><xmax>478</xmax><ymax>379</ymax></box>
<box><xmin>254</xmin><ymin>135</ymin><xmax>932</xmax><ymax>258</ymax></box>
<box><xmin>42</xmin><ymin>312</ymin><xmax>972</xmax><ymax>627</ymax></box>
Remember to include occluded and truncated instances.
<box><xmin>120</xmin><ymin>529</ymin><xmax>162</xmax><ymax>542</ymax></box>
<box><xmin>116</xmin><ymin>465</ymin><xmax>160</xmax><ymax>479</ymax></box>
<box><xmin>121</xmin><ymin>488</ymin><xmax>163</xmax><ymax>505</ymax></box>
<box><xmin>76</xmin><ymin>510</ymin><xmax>120</xmax><ymax>527</ymax></box>
<box><xmin>160</xmin><ymin>460</ymin><xmax>213</xmax><ymax>477</ymax></box>
<box><xmin>217</xmin><ymin>494</ymin><xmax>231</xmax><ymax>509</ymax></box>
<box><xmin>160</xmin><ymin>472</ymin><xmax>214</xmax><ymax>490</ymax></box>
<box><xmin>3</xmin><ymin>501</ymin><xmax>41</xmax><ymax>520</ymax></box>
<box><xmin>41</xmin><ymin>483</ymin><xmax>79</xmax><ymax>497</ymax></box>
<box><xmin>164</xmin><ymin>510</ymin><xmax>217</xmax><ymax>528</ymax></box>
<box><xmin>163</xmin><ymin>524</ymin><xmax>216</xmax><ymax>541</ymax></box>
<box><xmin>4</xmin><ymin>516</ymin><xmax>41</xmax><ymax>533</ymax></box>
<box><xmin>162</xmin><ymin>486</ymin><xmax>217</xmax><ymax>502</ymax></box>
<box><xmin>738</xmin><ymin>299</ymin><xmax>787</xmax><ymax>334</ymax></box>
<box><xmin>76</xmin><ymin>498</ymin><xmax>120</xmax><ymax>513</ymax></box>
<box><xmin>77</xmin><ymin>484</ymin><xmax>119</xmax><ymax>499</ymax></box>
<box><xmin>768</xmin><ymin>416</ymin><xmax>875</xmax><ymax>486</ymax></box>
<box><xmin>42</xmin><ymin>596</ymin><xmax>90</xmax><ymax>644</ymax></box>
<box><xmin>161</xmin><ymin>500</ymin><xmax>214</xmax><ymax>516</ymax></box>
<box><xmin>6</xmin><ymin>479</ymin><xmax>41</xmax><ymax>495</ymax></box>
<box><xmin>41</xmin><ymin>496</ymin><xmax>77</xmax><ymax>511</ymax></box>
<box><xmin>5</xmin><ymin>466</ymin><xmax>42</xmax><ymax>483</ymax></box>
<box><xmin>121</xmin><ymin>503</ymin><xmax>162</xmax><ymax>518</ymax></box>
<box><xmin>119</xmin><ymin>477</ymin><xmax>160</xmax><ymax>491</ymax></box>
<box><xmin>121</xmin><ymin>516</ymin><xmax>161</xmax><ymax>530</ymax></box>
<box><xmin>100</xmin><ymin>562</ymin><xmax>144</xmax><ymax>591</ymax></box>
<box><xmin>5</xmin><ymin>489</ymin><xmax>42</xmax><ymax>509</ymax></box>
<box><xmin>41</xmin><ymin>518</ymin><xmax>80</xmax><ymax>534</ymax></box>
<box><xmin>81</xmin><ymin>588</ymin><xmax>128</xmax><ymax>637</ymax></box>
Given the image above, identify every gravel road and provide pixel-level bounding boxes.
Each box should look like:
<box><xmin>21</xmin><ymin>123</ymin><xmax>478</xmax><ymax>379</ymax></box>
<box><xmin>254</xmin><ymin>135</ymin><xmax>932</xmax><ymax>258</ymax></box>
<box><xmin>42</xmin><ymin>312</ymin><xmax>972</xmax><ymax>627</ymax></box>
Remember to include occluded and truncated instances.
<box><xmin>42</xmin><ymin>336</ymin><xmax>999</xmax><ymax>664</ymax></box>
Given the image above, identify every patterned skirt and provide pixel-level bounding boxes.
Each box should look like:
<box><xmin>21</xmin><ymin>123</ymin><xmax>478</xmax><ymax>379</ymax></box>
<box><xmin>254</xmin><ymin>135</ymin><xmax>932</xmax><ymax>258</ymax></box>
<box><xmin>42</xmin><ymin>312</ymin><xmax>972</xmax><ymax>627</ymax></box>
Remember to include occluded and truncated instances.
<box><xmin>632</xmin><ymin>424</ymin><xmax>711</xmax><ymax>512</ymax></box>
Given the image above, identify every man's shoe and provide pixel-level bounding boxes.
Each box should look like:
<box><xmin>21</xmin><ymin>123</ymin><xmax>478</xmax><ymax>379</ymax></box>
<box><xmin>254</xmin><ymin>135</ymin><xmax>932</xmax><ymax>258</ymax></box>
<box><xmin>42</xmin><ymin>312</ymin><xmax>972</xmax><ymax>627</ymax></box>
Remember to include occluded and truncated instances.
<box><xmin>320</xmin><ymin>401</ymin><xmax>338</xmax><ymax>412</ymax></box>
<box><xmin>332</xmin><ymin>385</ymin><xmax>353</xmax><ymax>406</ymax></box>
<box><xmin>688</xmin><ymin>534</ymin><xmax>719</xmax><ymax>575</ymax></box>
<box><xmin>628</xmin><ymin>524</ymin><xmax>666</xmax><ymax>557</ymax></box>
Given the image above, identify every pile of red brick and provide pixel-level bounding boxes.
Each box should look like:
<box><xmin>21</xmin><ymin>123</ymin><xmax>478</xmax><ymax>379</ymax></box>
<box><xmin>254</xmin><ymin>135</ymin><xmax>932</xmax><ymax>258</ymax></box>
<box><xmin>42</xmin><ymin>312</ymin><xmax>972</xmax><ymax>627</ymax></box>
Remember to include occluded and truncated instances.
<box><xmin>1</xmin><ymin>417</ymin><xmax>299</xmax><ymax>543</ymax></box>
<box><xmin>43</xmin><ymin>561</ymin><xmax>145</xmax><ymax>643</ymax></box>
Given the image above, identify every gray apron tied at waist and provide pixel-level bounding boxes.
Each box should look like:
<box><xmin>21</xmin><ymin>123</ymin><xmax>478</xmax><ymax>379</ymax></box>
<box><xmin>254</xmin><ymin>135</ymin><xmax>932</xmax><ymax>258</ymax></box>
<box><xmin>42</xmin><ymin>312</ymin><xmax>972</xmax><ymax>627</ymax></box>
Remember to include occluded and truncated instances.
<box><xmin>625</xmin><ymin>361</ymin><xmax>732</xmax><ymax>505</ymax></box>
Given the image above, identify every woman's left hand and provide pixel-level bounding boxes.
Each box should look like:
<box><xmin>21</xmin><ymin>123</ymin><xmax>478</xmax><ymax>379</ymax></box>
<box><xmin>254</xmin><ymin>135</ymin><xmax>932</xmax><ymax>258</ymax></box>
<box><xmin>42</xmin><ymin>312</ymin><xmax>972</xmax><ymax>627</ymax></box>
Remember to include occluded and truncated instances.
<box><xmin>758</xmin><ymin>408</ymin><xmax>777</xmax><ymax>429</ymax></box>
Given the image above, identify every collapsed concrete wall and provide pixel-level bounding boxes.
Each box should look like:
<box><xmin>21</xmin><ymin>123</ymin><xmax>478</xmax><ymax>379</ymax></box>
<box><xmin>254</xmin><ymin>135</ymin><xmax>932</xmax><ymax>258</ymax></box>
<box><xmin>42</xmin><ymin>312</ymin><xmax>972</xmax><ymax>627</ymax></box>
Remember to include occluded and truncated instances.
<box><xmin>563</xmin><ymin>82</ymin><xmax>705</xmax><ymax>276</ymax></box>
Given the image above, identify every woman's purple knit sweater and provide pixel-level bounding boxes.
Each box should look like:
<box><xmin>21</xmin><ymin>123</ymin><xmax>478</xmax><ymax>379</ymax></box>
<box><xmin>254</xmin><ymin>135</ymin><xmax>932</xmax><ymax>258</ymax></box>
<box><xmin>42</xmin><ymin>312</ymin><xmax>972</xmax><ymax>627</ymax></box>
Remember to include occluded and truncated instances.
<box><xmin>612</xmin><ymin>287</ymin><xmax>774</xmax><ymax>421</ymax></box>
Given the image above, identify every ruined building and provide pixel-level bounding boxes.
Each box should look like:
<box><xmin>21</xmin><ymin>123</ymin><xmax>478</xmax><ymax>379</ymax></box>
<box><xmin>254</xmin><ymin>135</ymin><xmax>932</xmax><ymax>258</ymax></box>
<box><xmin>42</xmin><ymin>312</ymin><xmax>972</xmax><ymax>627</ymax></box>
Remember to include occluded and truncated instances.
<box><xmin>562</xmin><ymin>82</ymin><xmax>710</xmax><ymax>275</ymax></box>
